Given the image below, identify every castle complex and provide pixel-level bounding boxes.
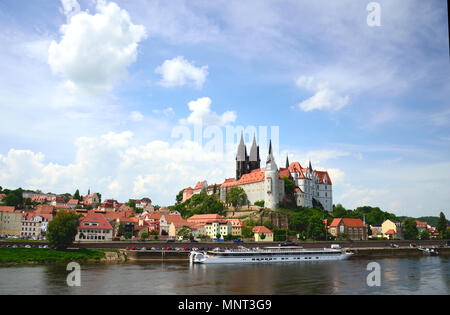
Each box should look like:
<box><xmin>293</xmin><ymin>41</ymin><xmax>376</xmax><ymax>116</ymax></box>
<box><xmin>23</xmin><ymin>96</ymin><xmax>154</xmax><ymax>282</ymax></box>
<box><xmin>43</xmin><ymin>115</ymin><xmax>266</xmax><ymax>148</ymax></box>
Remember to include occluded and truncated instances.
<box><xmin>182</xmin><ymin>133</ymin><xmax>333</xmax><ymax>211</ymax></box>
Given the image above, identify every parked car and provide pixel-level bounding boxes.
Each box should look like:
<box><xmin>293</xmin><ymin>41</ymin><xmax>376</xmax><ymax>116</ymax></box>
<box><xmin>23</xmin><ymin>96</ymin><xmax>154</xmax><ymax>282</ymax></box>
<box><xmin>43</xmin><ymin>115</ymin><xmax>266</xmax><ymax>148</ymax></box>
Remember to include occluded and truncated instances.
<box><xmin>167</xmin><ymin>239</ymin><xmax>175</xmax><ymax>243</ymax></box>
<box><xmin>213</xmin><ymin>238</ymin><xmax>224</xmax><ymax>242</ymax></box>
<box><xmin>233</xmin><ymin>239</ymin><xmax>243</xmax><ymax>243</ymax></box>
<box><xmin>130</xmin><ymin>246</ymin><xmax>136</xmax><ymax>250</ymax></box>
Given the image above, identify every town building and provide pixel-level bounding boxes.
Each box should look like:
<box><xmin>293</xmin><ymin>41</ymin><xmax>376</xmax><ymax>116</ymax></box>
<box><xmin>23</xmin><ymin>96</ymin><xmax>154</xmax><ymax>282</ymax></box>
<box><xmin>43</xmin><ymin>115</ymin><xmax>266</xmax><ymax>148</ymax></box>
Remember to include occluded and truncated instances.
<box><xmin>203</xmin><ymin>220</ymin><xmax>232</xmax><ymax>239</ymax></box>
<box><xmin>328</xmin><ymin>218</ymin><xmax>368</xmax><ymax>240</ymax></box>
<box><xmin>21</xmin><ymin>218</ymin><xmax>42</xmax><ymax>239</ymax></box>
<box><xmin>0</xmin><ymin>206</ymin><xmax>22</xmax><ymax>236</ymax></box>
<box><xmin>252</xmin><ymin>226</ymin><xmax>274</xmax><ymax>242</ymax></box>
<box><xmin>381</xmin><ymin>219</ymin><xmax>404</xmax><ymax>240</ymax></box>
<box><xmin>75</xmin><ymin>211</ymin><xmax>113</xmax><ymax>241</ymax></box>
<box><xmin>227</xmin><ymin>219</ymin><xmax>244</xmax><ymax>236</ymax></box>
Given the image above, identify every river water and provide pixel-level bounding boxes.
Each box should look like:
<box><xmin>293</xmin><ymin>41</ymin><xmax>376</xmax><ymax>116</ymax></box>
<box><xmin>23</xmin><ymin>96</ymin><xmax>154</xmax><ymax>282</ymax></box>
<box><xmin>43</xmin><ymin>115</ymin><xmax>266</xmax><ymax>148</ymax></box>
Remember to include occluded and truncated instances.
<box><xmin>0</xmin><ymin>256</ymin><xmax>448</xmax><ymax>294</ymax></box>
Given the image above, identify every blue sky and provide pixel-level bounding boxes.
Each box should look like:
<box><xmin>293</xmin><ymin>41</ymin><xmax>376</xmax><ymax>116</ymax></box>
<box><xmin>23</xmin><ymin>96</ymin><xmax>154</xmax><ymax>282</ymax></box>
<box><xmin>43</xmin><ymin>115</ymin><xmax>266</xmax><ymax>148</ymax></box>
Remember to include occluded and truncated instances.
<box><xmin>0</xmin><ymin>0</ymin><xmax>449</xmax><ymax>218</ymax></box>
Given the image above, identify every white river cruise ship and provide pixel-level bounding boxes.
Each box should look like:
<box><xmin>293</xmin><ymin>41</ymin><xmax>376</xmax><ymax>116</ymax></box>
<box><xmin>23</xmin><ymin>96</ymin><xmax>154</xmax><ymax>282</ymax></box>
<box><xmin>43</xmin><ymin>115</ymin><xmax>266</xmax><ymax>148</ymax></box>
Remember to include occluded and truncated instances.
<box><xmin>190</xmin><ymin>246</ymin><xmax>353</xmax><ymax>264</ymax></box>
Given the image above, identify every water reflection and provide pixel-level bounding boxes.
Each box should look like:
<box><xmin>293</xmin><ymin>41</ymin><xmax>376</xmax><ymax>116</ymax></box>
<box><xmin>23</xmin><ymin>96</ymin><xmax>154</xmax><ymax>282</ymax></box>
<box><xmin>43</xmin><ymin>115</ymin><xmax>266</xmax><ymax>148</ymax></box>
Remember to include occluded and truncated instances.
<box><xmin>0</xmin><ymin>257</ymin><xmax>448</xmax><ymax>295</ymax></box>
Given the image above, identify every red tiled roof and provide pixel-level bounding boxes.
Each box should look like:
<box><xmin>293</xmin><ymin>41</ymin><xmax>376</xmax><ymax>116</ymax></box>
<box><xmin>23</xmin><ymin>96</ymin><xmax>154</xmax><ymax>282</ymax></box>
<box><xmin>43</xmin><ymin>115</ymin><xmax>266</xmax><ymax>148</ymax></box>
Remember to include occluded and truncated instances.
<box><xmin>288</xmin><ymin>162</ymin><xmax>306</xmax><ymax>178</ymax></box>
<box><xmin>78</xmin><ymin>211</ymin><xmax>113</xmax><ymax>230</ymax></box>
<box><xmin>68</xmin><ymin>199</ymin><xmax>79</xmax><ymax>205</ymax></box>
<box><xmin>252</xmin><ymin>226</ymin><xmax>273</xmax><ymax>234</ymax></box>
<box><xmin>187</xmin><ymin>214</ymin><xmax>225</xmax><ymax>223</ymax></box>
<box><xmin>0</xmin><ymin>206</ymin><xmax>16</xmax><ymax>213</ymax></box>
<box><xmin>415</xmin><ymin>220</ymin><xmax>427</xmax><ymax>227</ymax></box>
<box><xmin>278</xmin><ymin>167</ymin><xmax>291</xmax><ymax>179</ymax></box>
<box><xmin>194</xmin><ymin>181</ymin><xmax>206</xmax><ymax>190</ymax></box>
<box><xmin>314</xmin><ymin>170</ymin><xmax>332</xmax><ymax>185</ymax></box>
<box><xmin>385</xmin><ymin>229</ymin><xmax>396</xmax><ymax>235</ymax></box>
<box><xmin>330</xmin><ymin>218</ymin><xmax>365</xmax><ymax>227</ymax></box>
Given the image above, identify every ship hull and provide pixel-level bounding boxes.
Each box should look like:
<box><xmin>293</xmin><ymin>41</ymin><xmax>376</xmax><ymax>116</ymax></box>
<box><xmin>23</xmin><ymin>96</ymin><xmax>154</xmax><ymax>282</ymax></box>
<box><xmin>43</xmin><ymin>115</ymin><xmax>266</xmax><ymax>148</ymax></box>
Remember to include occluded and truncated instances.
<box><xmin>190</xmin><ymin>250</ymin><xmax>353</xmax><ymax>264</ymax></box>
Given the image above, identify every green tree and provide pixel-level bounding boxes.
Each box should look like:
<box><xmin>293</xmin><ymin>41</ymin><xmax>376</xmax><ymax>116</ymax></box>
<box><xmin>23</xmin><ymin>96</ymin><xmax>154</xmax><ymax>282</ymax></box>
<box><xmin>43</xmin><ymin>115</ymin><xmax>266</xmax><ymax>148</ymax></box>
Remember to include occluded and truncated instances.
<box><xmin>260</xmin><ymin>233</ymin><xmax>266</xmax><ymax>240</ymax></box>
<box><xmin>73</xmin><ymin>189</ymin><xmax>81</xmax><ymax>201</ymax></box>
<box><xmin>242</xmin><ymin>227</ymin><xmax>254</xmax><ymax>238</ymax></box>
<box><xmin>404</xmin><ymin>218</ymin><xmax>419</xmax><ymax>240</ymax></box>
<box><xmin>306</xmin><ymin>215</ymin><xmax>327</xmax><ymax>240</ymax></box>
<box><xmin>150</xmin><ymin>229</ymin><xmax>159</xmax><ymax>236</ymax></box>
<box><xmin>141</xmin><ymin>232</ymin><xmax>149</xmax><ymax>239</ymax></box>
<box><xmin>126</xmin><ymin>199</ymin><xmax>136</xmax><ymax>209</ymax></box>
<box><xmin>176</xmin><ymin>189</ymin><xmax>184</xmax><ymax>204</ymax></box>
<box><xmin>419</xmin><ymin>229</ymin><xmax>430</xmax><ymax>240</ymax></box>
<box><xmin>437</xmin><ymin>212</ymin><xmax>448</xmax><ymax>237</ymax></box>
<box><xmin>226</xmin><ymin>187</ymin><xmax>247</xmax><ymax>208</ymax></box>
<box><xmin>178</xmin><ymin>226</ymin><xmax>193</xmax><ymax>239</ymax></box>
<box><xmin>47</xmin><ymin>211</ymin><xmax>80</xmax><ymax>250</ymax></box>
<box><xmin>283</xmin><ymin>176</ymin><xmax>295</xmax><ymax>196</ymax></box>
<box><xmin>254</xmin><ymin>200</ymin><xmax>265</xmax><ymax>207</ymax></box>
<box><xmin>4</xmin><ymin>193</ymin><xmax>20</xmax><ymax>207</ymax></box>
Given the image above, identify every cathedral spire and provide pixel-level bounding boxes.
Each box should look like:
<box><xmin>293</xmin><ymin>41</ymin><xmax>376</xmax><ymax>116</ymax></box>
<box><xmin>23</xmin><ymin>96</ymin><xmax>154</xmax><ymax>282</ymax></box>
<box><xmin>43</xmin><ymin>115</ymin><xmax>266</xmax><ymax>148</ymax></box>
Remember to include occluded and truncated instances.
<box><xmin>249</xmin><ymin>134</ymin><xmax>258</xmax><ymax>162</ymax></box>
<box><xmin>286</xmin><ymin>155</ymin><xmax>290</xmax><ymax>168</ymax></box>
<box><xmin>236</xmin><ymin>131</ymin><xmax>246</xmax><ymax>161</ymax></box>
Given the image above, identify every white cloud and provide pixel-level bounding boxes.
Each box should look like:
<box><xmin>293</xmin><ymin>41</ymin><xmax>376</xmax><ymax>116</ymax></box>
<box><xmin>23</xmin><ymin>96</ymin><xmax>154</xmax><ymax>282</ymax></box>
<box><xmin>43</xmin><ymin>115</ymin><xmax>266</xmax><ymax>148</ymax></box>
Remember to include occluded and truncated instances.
<box><xmin>0</xmin><ymin>131</ymin><xmax>234</xmax><ymax>205</ymax></box>
<box><xmin>155</xmin><ymin>56</ymin><xmax>208</xmax><ymax>88</ymax></box>
<box><xmin>152</xmin><ymin>107</ymin><xmax>175</xmax><ymax>117</ymax></box>
<box><xmin>180</xmin><ymin>97</ymin><xmax>236</xmax><ymax>126</ymax></box>
<box><xmin>130</xmin><ymin>111</ymin><xmax>144</xmax><ymax>121</ymax></box>
<box><xmin>48</xmin><ymin>0</ymin><xmax>147</xmax><ymax>93</ymax></box>
<box><xmin>61</xmin><ymin>0</ymin><xmax>81</xmax><ymax>19</ymax></box>
<box><xmin>296</xmin><ymin>76</ymin><xmax>350</xmax><ymax>112</ymax></box>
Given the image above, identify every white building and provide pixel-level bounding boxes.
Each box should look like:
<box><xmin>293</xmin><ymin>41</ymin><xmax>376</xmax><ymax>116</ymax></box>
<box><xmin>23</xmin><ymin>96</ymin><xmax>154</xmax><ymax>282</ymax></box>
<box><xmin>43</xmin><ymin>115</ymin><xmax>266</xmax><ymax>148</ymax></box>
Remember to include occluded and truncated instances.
<box><xmin>288</xmin><ymin>161</ymin><xmax>333</xmax><ymax>211</ymax></box>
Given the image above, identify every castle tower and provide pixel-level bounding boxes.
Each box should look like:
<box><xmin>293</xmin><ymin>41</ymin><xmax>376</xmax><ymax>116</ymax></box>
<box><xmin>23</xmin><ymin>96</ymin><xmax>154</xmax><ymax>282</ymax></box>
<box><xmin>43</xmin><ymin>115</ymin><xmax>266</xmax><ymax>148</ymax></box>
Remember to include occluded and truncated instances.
<box><xmin>236</xmin><ymin>132</ymin><xmax>249</xmax><ymax>180</ymax></box>
<box><xmin>248</xmin><ymin>134</ymin><xmax>261</xmax><ymax>171</ymax></box>
<box><xmin>264</xmin><ymin>140</ymin><xmax>279</xmax><ymax>210</ymax></box>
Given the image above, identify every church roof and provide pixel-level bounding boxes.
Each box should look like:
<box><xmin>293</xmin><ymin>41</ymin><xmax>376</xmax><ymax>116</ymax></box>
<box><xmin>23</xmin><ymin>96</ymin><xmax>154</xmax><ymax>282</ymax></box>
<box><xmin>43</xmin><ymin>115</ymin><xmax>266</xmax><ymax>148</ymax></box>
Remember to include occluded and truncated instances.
<box><xmin>249</xmin><ymin>135</ymin><xmax>259</xmax><ymax>162</ymax></box>
<box><xmin>236</xmin><ymin>132</ymin><xmax>247</xmax><ymax>161</ymax></box>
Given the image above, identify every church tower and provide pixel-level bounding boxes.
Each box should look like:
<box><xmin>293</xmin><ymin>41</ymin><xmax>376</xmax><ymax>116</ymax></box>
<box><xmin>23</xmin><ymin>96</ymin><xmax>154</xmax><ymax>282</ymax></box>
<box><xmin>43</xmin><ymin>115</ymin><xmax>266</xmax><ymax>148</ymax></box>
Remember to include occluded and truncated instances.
<box><xmin>236</xmin><ymin>132</ymin><xmax>249</xmax><ymax>180</ymax></box>
<box><xmin>264</xmin><ymin>140</ymin><xmax>279</xmax><ymax>209</ymax></box>
<box><xmin>236</xmin><ymin>133</ymin><xmax>261</xmax><ymax>180</ymax></box>
<box><xmin>248</xmin><ymin>134</ymin><xmax>261</xmax><ymax>171</ymax></box>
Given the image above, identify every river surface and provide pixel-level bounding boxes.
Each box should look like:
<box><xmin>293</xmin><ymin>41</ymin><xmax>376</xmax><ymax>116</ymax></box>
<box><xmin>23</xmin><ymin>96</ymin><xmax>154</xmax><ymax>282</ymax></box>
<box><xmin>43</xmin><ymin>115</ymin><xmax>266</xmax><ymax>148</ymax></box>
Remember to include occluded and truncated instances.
<box><xmin>0</xmin><ymin>256</ymin><xmax>448</xmax><ymax>294</ymax></box>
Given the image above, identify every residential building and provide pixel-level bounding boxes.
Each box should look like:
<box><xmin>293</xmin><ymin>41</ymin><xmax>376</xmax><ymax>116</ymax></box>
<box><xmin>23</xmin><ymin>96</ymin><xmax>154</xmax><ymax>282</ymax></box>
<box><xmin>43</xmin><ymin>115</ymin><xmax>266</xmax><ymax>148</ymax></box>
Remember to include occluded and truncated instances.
<box><xmin>328</xmin><ymin>218</ymin><xmax>368</xmax><ymax>240</ymax></box>
<box><xmin>21</xmin><ymin>218</ymin><xmax>42</xmax><ymax>239</ymax></box>
<box><xmin>227</xmin><ymin>219</ymin><xmax>244</xmax><ymax>236</ymax></box>
<box><xmin>0</xmin><ymin>206</ymin><xmax>22</xmax><ymax>236</ymax></box>
<box><xmin>75</xmin><ymin>211</ymin><xmax>113</xmax><ymax>241</ymax></box>
<box><xmin>252</xmin><ymin>226</ymin><xmax>274</xmax><ymax>242</ymax></box>
<box><xmin>203</xmin><ymin>220</ymin><xmax>232</xmax><ymax>239</ymax></box>
<box><xmin>381</xmin><ymin>219</ymin><xmax>404</xmax><ymax>240</ymax></box>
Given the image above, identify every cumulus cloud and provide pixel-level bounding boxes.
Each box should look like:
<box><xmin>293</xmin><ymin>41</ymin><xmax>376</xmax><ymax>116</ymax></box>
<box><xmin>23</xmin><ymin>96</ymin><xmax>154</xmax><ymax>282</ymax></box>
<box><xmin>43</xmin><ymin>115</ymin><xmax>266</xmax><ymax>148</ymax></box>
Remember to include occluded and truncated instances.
<box><xmin>295</xmin><ymin>76</ymin><xmax>350</xmax><ymax>112</ymax></box>
<box><xmin>155</xmin><ymin>56</ymin><xmax>208</xmax><ymax>88</ymax></box>
<box><xmin>48</xmin><ymin>0</ymin><xmax>147</xmax><ymax>93</ymax></box>
<box><xmin>61</xmin><ymin>0</ymin><xmax>81</xmax><ymax>19</ymax></box>
<box><xmin>179</xmin><ymin>97</ymin><xmax>236</xmax><ymax>126</ymax></box>
<box><xmin>130</xmin><ymin>111</ymin><xmax>144</xmax><ymax>121</ymax></box>
<box><xmin>0</xmin><ymin>131</ymin><xmax>234</xmax><ymax>205</ymax></box>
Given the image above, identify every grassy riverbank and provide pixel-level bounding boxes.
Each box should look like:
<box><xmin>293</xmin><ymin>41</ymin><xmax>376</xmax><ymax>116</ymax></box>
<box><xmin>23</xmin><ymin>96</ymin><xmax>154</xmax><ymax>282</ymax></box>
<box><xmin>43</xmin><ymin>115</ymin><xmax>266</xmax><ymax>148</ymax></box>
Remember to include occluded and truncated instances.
<box><xmin>0</xmin><ymin>247</ymin><xmax>112</xmax><ymax>264</ymax></box>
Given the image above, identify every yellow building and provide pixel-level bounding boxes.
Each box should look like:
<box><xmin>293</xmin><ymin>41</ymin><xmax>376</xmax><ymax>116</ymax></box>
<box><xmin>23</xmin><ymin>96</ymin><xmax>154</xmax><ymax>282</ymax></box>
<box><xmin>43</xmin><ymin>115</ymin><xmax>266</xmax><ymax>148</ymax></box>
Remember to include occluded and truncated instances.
<box><xmin>252</xmin><ymin>226</ymin><xmax>274</xmax><ymax>242</ymax></box>
<box><xmin>227</xmin><ymin>219</ymin><xmax>244</xmax><ymax>236</ymax></box>
<box><xmin>204</xmin><ymin>221</ymin><xmax>232</xmax><ymax>239</ymax></box>
<box><xmin>0</xmin><ymin>207</ymin><xmax>23</xmax><ymax>236</ymax></box>
<box><xmin>381</xmin><ymin>219</ymin><xmax>403</xmax><ymax>240</ymax></box>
